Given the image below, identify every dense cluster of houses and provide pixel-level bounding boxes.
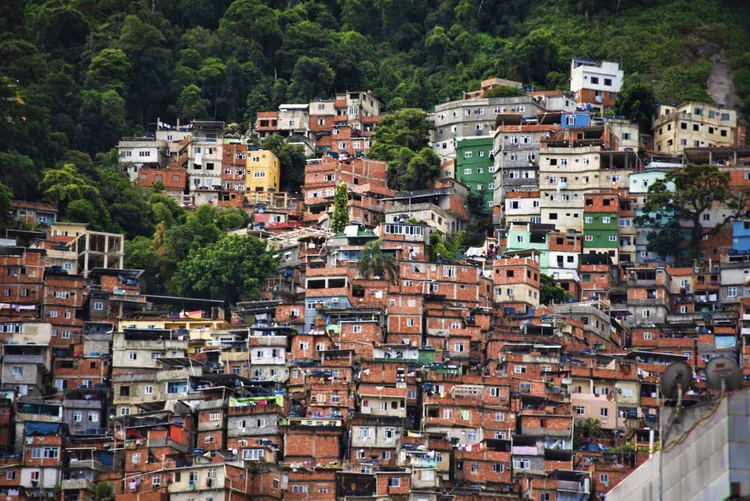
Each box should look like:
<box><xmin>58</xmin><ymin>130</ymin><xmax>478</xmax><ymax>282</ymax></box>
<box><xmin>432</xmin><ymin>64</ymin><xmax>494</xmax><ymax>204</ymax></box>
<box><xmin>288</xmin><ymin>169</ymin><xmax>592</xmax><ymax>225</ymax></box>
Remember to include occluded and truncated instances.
<box><xmin>1</xmin><ymin>58</ymin><xmax>749</xmax><ymax>501</ymax></box>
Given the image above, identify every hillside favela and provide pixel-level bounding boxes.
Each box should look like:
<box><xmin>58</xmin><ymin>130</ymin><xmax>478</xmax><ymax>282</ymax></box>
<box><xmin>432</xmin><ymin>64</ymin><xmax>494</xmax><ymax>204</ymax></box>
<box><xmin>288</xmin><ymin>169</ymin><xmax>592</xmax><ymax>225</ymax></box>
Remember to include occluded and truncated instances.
<box><xmin>3</xmin><ymin>2</ymin><xmax>750</xmax><ymax>501</ymax></box>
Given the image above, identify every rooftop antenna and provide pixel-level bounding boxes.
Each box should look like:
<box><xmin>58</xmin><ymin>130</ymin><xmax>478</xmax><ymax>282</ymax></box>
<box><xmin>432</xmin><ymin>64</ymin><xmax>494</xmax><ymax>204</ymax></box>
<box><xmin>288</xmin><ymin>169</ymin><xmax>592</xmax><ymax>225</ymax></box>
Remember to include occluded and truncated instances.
<box><xmin>705</xmin><ymin>356</ymin><xmax>742</xmax><ymax>396</ymax></box>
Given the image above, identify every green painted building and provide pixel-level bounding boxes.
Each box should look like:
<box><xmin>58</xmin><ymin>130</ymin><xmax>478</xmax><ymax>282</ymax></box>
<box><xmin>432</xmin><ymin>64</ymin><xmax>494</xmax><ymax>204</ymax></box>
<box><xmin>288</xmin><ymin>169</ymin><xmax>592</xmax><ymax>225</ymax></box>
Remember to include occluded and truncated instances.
<box><xmin>455</xmin><ymin>136</ymin><xmax>495</xmax><ymax>212</ymax></box>
<box><xmin>583</xmin><ymin>211</ymin><xmax>619</xmax><ymax>262</ymax></box>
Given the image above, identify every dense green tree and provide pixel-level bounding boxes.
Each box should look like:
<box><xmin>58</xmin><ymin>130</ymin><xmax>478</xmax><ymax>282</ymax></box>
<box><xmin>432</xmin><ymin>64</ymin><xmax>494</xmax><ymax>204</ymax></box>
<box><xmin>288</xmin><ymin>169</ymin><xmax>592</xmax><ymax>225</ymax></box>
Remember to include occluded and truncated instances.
<box><xmin>573</xmin><ymin>418</ymin><xmax>602</xmax><ymax>450</ymax></box>
<box><xmin>40</xmin><ymin>163</ymin><xmax>112</xmax><ymax>230</ymax></box>
<box><xmin>645</xmin><ymin>219</ymin><xmax>684</xmax><ymax>262</ymax></box>
<box><xmin>171</xmin><ymin>84</ymin><xmax>210</xmax><ymax>121</ymax></box>
<box><xmin>0</xmin><ymin>152</ymin><xmax>39</xmax><ymax>201</ymax></box>
<box><xmin>330</xmin><ymin>182</ymin><xmax>349</xmax><ymax>233</ymax></box>
<box><xmin>173</xmin><ymin>235</ymin><xmax>278</xmax><ymax>304</ymax></box>
<box><xmin>84</xmin><ymin>48</ymin><xmax>131</xmax><ymax>94</ymax></box>
<box><xmin>76</xmin><ymin>89</ymin><xmax>128</xmax><ymax>155</ymax></box>
<box><xmin>94</xmin><ymin>481</ymin><xmax>114</xmax><ymax>501</ymax></box>
<box><xmin>0</xmin><ymin>183</ymin><xmax>13</xmax><ymax>230</ymax></box>
<box><xmin>638</xmin><ymin>165</ymin><xmax>746</xmax><ymax>261</ymax></box>
<box><xmin>289</xmin><ymin>57</ymin><xmax>335</xmax><ymax>101</ymax></box>
<box><xmin>118</xmin><ymin>15</ymin><xmax>173</xmax><ymax>124</ymax></box>
<box><xmin>260</xmin><ymin>135</ymin><xmax>306</xmax><ymax>191</ymax></box>
<box><xmin>370</xmin><ymin>109</ymin><xmax>434</xmax><ymax>159</ymax></box>
<box><xmin>429</xmin><ymin>230</ymin><xmax>467</xmax><ymax>263</ymax></box>
<box><xmin>483</xmin><ymin>85</ymin><xmax>524</xmax><ymax>98</ymax></box>
<box><xmin>615</xmin><ymin>83</ymin><xmax>657</xmax><ymax>132</ymax></box>
<box><xmin>540</xmin><ymin>273</ymin><xmax>569</xmax><ymax>305</ymax></box>
<box><xmin>357</xmin><ymin>239</ymin><xmax>398</xmax><ymax>282</ymax></box>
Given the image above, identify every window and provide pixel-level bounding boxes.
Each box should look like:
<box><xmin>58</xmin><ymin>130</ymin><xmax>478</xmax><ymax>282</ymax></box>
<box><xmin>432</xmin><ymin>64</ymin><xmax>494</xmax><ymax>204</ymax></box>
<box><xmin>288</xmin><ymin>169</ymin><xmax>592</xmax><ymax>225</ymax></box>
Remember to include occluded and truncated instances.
<box><xmin>443</xmin><ymin>409</ymin><xmax>453</xmax><ymax>419</ymax></box>
<box><xmin>600</xmin><ymin>473</ymin><xmax>609</xmax><ymax>484</ymax></box>
<box><xmin>406</xmin><ymin>318</ymin><xmax>415</xmax><ymax>327</ymax></box>
<box><xmin>585</xmin><ymin>235</ymin><xmax>593</xmax><ymax>242</ymax></box>
<box><xmin>144</xmin><ymin>385</ymin><xmax>153</xmax><ymax>395</ymax></box>
<box><xmin>388</xmin><ymin>477</ymin><xmax>400</xmax><ymax>487</ymax></box>
<box><xmin>30</xmin><ymin>471</ymin><xmax>39</xmax><ymax>481</ymax></box>
<box><xmin>205</xmin><ymin>434</ymin><xmax>214</xmax><ymax>443</ymax></box>
<box><xmin>464</xmin><ymin>151</ymin><xmax>473</xmax><ymax>159</ymax></box>
<box><xmin>31</xmin><ymin>448</ymin><xmax>42</xmax><ymax>459</ymax></box>
<box><xmin>585</xmin><ymin>216</ymin><xmax>593</xmax><ymax>223</ymax></box>
<box><xmin>644</xmin><ymin>332</ymin><xmax>653</xmax><ymax>340</ymax></box>
<box><xmin>471</xmin><ymin>464</ymin><xmax>479</xmax><ymax>473</ymax></box>
<box><xmin>642</xmin><ymin>310</ymin><xmax>651</xmax><ymax>318</ymax></box>
<box><xmin>513</xmin><ymin>458</ymin><xmax>530</xmax><ymax>469</ymax></box>
<box><xmin>493</xmin><ymin>463</ymin><xmax>504</xmax><ymax>473</ymax></box>
<box><xmin>444</xmin><ymin>266</ymin><xmax>456</xmax><ymax>278</ymax></box>
<box><xmin>73</xmin><ymin>412</ymin><xmax>83</xmax><ymax>423</ymax></box>
<box><xmin>590</xmin><ymin>76</ymin><xmax>599</xmax><ymax>84</ymax></box>
<box><xmin>93</xmin><ymin>301</ymin><xmax>104</xmax><ymax>311</ymax></box>
<box><xmin>454</xmin><ymin>343</ymin><xmax>464</xmax><ymax>352</ymax></box>
<box><xmin>600</xmin><ymin>408</ymin><xmax>608</xmax><ymax>417</ymax></box>
<box><xmin>132</xmin><ymin>453</ymin><xmax>141</xmax><ymax>464</ymax></box>
<box><xmin>6</xmin><ymin>472</ymin><xmax>15</xmax><ymax>480</ymax></box>
<box><xmin>292</xmin><ymin>485</ymin><xmax>308</xmax><ymax>493</ymax></box>
<box><xmin>121</xmin><ymin>407</ymin><xmax>131</xmax><ymax>416</ymax></box>
<box><xmin>495</xmin><ymin>412</ymin><xmax>505</xmax><ymax>422</ymax></box>
<box><xmin>463</xmin><ymin>168</ymin><xmax>472</xmax><ymax>175</ymax></box>
<box><xmin>88</xmin><ymin>413</ymin><xmax>98</xmax><ymax>422</ymax></box>
<box><xmin>609</xmin><ymin>235</ymin><xmax>618</xmax><ymax>242</ymax></box>
<box><xmin>541</xmin><ymin>494</ymin><xmax>550</xmax><ymax>501</ymax></box>
<box><xmin>727</xmin><ymin>287</ymin><xmax>738</xmax><ymax>298</ymax></box>
<box><xmin>514</xmin><ymin>365</ymin><xmax>527</xmax><ymax>374</ymax></box>
<box><xmin>128</xmin><ymin>352</ymin><xmax>137</xmax><ymax>361</ymax></box>
<box><xmin>490</xmin><ymin>387</ymin><xmax>500</xmax><ymax>397</ymax></box>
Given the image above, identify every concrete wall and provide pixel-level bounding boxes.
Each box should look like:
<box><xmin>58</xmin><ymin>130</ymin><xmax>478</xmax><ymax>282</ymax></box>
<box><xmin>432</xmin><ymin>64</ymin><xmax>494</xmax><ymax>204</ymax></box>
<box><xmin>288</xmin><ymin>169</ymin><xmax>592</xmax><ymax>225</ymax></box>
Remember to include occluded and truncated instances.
<box><xmin>607</xmin><ymin>389</ymin><xmax>750</xmax><ymax>501</ymax></box>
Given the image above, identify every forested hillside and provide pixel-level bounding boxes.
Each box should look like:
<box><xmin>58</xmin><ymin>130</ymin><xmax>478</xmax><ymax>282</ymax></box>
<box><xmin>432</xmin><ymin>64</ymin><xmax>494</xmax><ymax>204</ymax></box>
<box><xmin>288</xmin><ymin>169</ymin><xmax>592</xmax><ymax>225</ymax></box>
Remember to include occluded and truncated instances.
<box><xmin>2</xmin><ymin>0</ymin><xmax>750</xmax><ymax>236</ymax></box>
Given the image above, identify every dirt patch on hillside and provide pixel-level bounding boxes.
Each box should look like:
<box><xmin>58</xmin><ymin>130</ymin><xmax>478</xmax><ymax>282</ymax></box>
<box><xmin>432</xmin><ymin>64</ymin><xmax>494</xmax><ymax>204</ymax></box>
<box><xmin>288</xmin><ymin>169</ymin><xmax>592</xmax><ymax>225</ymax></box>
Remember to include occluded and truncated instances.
<box><xmin>705</xmin><ymin>48</ymin><xmax>743</xmax><ymax>111</ymax></box>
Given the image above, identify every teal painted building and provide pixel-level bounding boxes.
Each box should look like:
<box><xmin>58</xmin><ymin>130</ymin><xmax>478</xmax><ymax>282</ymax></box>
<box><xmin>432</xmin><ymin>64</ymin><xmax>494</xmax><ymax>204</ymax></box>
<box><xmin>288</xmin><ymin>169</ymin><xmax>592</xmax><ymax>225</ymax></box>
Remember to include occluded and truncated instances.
<box><xmin>455</xmin><ymin>137</ymin><xmax>495</xmax><ymax>212</ymax></box>
<box><xmin>506</xmin><ymin>222</ymin><xmax>550</xmax><ymax>273</ymax></box>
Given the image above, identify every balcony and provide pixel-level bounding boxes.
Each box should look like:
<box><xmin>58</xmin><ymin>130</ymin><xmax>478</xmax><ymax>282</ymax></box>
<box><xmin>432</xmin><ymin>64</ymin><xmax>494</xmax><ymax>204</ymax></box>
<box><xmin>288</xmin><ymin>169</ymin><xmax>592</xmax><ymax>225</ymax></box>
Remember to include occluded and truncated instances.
<box><xmin>68</xmin><ymin>459</ymin><xmax>106</xmax><ymax>472</ymax></box>
<box><xmin>61</xmin><ymin>479</ymin><xmax>95</xmax><ymax>492</ymax></box>
<box><xmin>557</xmin><ymin>480</ymin><xmax>589</xmax><ymax>493</ymax></box>
<box><xmin>3</xmin><ymin>355</ymin><xmax>45</xmax><ymax>364</ymax></box>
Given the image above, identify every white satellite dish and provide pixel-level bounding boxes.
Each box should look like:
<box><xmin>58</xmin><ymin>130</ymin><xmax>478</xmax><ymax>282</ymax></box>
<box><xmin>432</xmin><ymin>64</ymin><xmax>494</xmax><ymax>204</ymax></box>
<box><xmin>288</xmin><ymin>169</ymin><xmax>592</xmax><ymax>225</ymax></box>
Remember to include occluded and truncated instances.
<box><xmin>705</xmin><ymin>356</ymin><xmax>742</xmax><ymax>393</ymax></box>
<box><xmin>660</xmin><ymin>361</ymin><xmax>692</xmax><ymax>401</ymax></box>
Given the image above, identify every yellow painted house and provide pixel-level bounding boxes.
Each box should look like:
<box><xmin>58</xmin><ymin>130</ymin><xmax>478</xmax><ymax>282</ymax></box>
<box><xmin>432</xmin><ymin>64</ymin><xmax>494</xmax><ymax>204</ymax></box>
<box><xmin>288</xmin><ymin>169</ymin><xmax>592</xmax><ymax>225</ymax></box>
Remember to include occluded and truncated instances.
<box><xmin>245</xmin><ymin>149</ymin><xmax>280</xmax><ymax>192</ymax></box>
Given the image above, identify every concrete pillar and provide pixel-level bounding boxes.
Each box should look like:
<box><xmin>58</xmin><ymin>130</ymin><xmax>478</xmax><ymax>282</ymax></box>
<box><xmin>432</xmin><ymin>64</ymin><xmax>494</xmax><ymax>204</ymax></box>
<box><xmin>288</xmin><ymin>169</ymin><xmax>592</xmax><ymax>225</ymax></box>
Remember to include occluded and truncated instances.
<box><xmin>119</xmin><ymin>236</ymin><xmax>124</xmax><ymax>268</ymax></box>
<box><xmin>83</xmin><ymin>233</ymin><xmax>90</xmax><ymax>278</ymax></box>
<box><xmin>103</xmin><ymin>234</ymin><xmax>109</xmax><ymax>269</ymax></box>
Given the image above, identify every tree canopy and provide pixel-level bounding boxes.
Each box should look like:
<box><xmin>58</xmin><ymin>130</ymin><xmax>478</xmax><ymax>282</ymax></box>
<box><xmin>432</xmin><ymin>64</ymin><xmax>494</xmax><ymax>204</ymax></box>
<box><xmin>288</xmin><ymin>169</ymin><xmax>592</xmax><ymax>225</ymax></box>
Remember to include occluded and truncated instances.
<box><xmin>173</xmin><ymin>235</ymin><xmax>278</xmax><ymax>304</ymax></box>
<box><xmin>357</xmin><ymin>238</ymin><xmax>399</xmax><ymax>282</ymax></box>
<box><xmin>638</xmin><ymin>165</ymin><xmax>749</xmax><ymax>261</ymax></box>
<box><xmin>330</xmin><ymin>182</ymin><xmax>349</xmax><ymax>233</ymax></box>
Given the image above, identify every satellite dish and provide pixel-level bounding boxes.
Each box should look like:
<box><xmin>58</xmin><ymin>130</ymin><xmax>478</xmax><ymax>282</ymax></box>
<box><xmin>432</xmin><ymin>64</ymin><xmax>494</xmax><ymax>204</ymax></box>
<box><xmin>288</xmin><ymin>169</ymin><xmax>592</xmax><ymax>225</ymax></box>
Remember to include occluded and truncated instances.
<box><xmin>705</xmin><ymin>356</ymin><xmax>742</xmax><ymax>393</ymax></box>
<box><xmin>660</xmin><ymin>361</ymin><xmax>693</xmax><ymax>400</ymax></box>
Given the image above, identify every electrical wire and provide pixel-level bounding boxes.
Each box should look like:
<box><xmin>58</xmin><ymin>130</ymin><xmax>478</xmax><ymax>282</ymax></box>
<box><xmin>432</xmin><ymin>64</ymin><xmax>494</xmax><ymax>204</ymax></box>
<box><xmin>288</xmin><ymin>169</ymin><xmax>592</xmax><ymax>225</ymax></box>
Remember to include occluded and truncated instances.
<box><xmin>660</xmin><ymin>398</ymin><xmax>722</xmax><ymax>454</ymax></box>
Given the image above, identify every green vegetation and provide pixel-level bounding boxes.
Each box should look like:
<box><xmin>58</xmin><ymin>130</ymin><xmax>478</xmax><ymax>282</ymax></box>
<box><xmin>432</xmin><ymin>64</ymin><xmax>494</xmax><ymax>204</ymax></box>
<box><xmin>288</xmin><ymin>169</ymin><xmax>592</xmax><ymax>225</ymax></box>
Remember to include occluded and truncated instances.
<box><xmin>357</xmin><ymin>239</ymin><xmax>398</xmax><ymax>282</ymax></box>
<box><xmin>173</xmin><ymin>235</ymin><xmax>279</xmax><ymax>304</ymax></box>
<box><xmin>573</xmin><ymin>417</ymin><xmax>603</xmax><ymax>450</ymax></box>
<box><xmin>330</xmin><ymin>182</ymin><xmax>350</xmax><ymax>233</ymax></box>
<box><xmin>638</xmin><ymin>164</ymin><xmax>750</xmax><ymax>261</ymax></box>
<box><xmin>370</xmin><ymin>108</ymin><xmax>441</xmax><ymax>191</ymax></box>
<box><xmin>2</xmin><ymin>0</ymin><xmax>750</xmax><ymax>302</ymax></box>
<box><xmin>429</xmin><ymin>230</ymin><xmax>467</xmax><ymax>263</ymax></box>
<box><xmin>540</xmin><ymin>273</ymin><xmax>570</xmax><ymax>305</ymax></box>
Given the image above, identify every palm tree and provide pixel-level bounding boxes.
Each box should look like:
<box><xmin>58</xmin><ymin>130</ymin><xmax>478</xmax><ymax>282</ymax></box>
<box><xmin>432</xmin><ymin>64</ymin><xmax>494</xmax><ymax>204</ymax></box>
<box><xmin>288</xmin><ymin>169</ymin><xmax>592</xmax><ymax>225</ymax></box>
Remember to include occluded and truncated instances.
<box><xmin>357</xmin><ymin>239</ymin><xmax>398</xmax><ymax>283</ymax></box>
<box><xmin>574</xmin><ymin>417</ymin><xmax>602</xmax><ymax>449</ymax></box>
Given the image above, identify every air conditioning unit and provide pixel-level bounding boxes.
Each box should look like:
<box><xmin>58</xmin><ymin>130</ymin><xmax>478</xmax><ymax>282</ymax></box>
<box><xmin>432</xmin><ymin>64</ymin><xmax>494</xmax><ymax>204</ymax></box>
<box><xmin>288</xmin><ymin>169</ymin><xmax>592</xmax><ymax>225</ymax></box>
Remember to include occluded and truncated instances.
<box><xmin>331</xmin><ymin>298</ymin><xmax>339</xmax><ymax>304</ymax></box>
